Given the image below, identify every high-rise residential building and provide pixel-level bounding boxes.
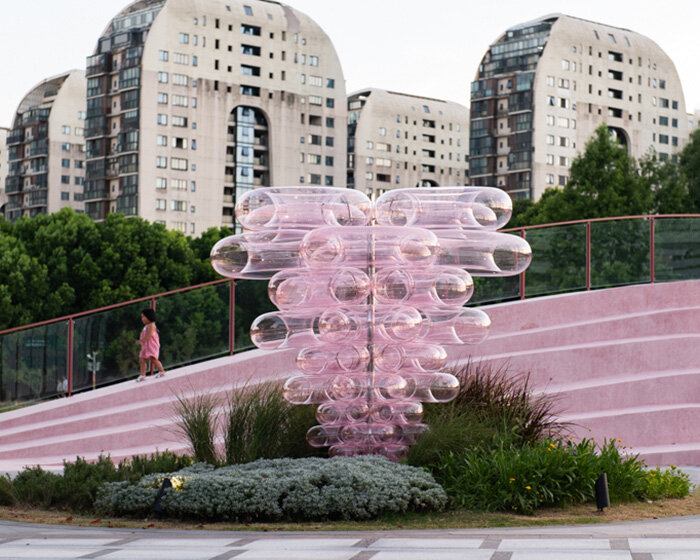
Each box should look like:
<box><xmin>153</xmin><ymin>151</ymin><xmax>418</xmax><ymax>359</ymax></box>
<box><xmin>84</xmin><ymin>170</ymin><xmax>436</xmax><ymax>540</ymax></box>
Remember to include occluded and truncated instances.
<box><xmin>347</xmin><ymin>89</ymin><xmax>469</xmax><ymax>199</ymax></box>
<box><xmin>0</xmin><ymin>127</ymin><xmax>8</xmax><ymax>214</ymax></box>
<box><xmin>469</xmin><ymin>14</ymin><xmax>690</xmax><ymax>201</ymax></box>
<box><xmin>84</xmin><ymin>0</ymin><xmax>346</xmax><ymax>234</ymax></box>
<box><xmin>3</xmin><ymin>71</ymin><xmax>87</xmax><ymax>221</ymax></box>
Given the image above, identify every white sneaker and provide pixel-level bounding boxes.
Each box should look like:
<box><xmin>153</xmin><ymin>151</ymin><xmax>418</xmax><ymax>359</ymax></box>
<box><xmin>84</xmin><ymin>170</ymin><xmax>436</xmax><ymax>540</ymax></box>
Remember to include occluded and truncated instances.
<box><xmin>136</xmin><ymin>375</ymin><xmax>147</xmax><ymax>382</ymax></box>
<box><xmin>155</xmin><ymin>371</ymin><xmax>165</xmax><ymax>378</ymax></box>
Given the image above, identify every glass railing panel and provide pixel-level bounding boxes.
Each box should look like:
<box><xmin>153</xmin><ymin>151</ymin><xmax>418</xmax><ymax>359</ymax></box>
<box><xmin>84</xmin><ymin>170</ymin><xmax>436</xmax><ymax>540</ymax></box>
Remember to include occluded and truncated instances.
<box><xmin>72</xmin><ymin>302</ymin><xmax>144</xmax><ymax>391</ymax></box>
<box><xmin>590</xmin><ymin>219</ymin><xmax>650</xmax><ymax>289</ymax></box>
<box><xmin>233</xmin><ymin>279</ymin><xmax>276</xmax><ymax>352</ymax></box>
<box><xmin>469</xmin><ymin>275</ymin><xmax>521</xmax><ymax>305</ymax></box>
<box><xmin>0</xmin><ymin>321</ymin><xmax>69</xmax><ymax>406</ymax></box>
<box><xmin>524</xmin><ymin>224</ymin><xmax>587</xmax><ymax>297</ymax></box>
<box><xmin>155</xmin><ymin>283</ymin><xmax>231</xmax><ymax>367</ymax></box>
<box><xmin>654</xmin><ymin>217</ymin><xmax>700</xmax><ymax>282</ymax></box>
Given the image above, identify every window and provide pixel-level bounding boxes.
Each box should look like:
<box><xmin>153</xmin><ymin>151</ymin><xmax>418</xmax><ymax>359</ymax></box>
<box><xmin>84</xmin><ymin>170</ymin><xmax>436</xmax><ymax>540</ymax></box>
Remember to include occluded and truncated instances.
<box><xmin>62</xmin><ymin>143</ymin><xmax>71</xmax><ymax>151</ymax></box>
<box><xmin>156</xmin><ymin>177</ymin><xmax>167</xmax><ymax>189</ymax></box>
<box><xmin>171</xmin><ymin>200</ymin><xmax>186</xmax><ymax>211</ymax></box>
<box><xmin>309</xmin><ymin>134</ymin><xmax>322</xmax><ymax>145</ymax></box>
<box><xmin>366</xmin><ymin>141</ymin><xmax>374</xmax><ymax>149</ymax></box>
<box><xmin>173</xmin><ymin>52</ymin><xmax>189</xmax><ymax>64</ymax></box>
<box><xmin>240</xmin><ymin>85</ymin><xmax>260</xmax><ymax>96</ymax></box>
<box><xmin>157</xmin><ymin>113</ymin><xmax>168</xmax><ymax>125</ymax></box>
<box><xmin>558</xmin><ymin>175</ymin><xmax>567</xmax><ymax>186</ymax></box>
<box><xmin>546</xmin><ymin>95</ymin><xmax>555</xmax><ymax>106</ymax></box>
<box><xmin>244</xmin><ymin>5</ymin><xmax>253</xmax><ymax>15</ymax></box>
<box><xmin>546</xmin><ymin>115</ymin><xmax>555</xmax><ymax>126</ymax></box>
<box><xmin>172</xmin><ymin>94</ymin><xmax>188</xmax><ymax>107</ymax></box>
<box><xmin>241</xmin><ymin>24</ymin><xmax>261</xmax><ymax>35</ymax></box>
<box><xmin>179</xmin><ymin>33</ymin><xmax>189</xmax><ymax>44</ymax></box>
<box><xmin>608</xmin><ymin>33</ymin><xmax>616</xmax><ymax>44</ymax></box>
<box><xmin>241</xmin><ymin>44</ymin><xmax>261</xmax><ymax>55</ymax></box>
<box><xmin>559</xmin><ymin>136</ymin><xmax>570</xmax><ymax>147</ymax></box>
<box><xmin>659</xmin><ymin>134</ymin><xmax>669</xmax><ymax>144</ymax></box>
<box><xmin>241</xmin><ymin>64</ymin><xmax>260</xmax><ymax>76</ymax></box>
<box><xmin>325</xmin><ymin>176</ymin><xmax>334</xmax><ymax>186</ymax></box>
<box><xmin>325</xmin><ymin>156</ymin><xmax>334</xmax><ymax>166</ymax></box>
<box><xmin>308</xmin><ymin>174</ymin><xmax>321</xmax><ymax>185</ymax></box>
<box><xmin>558</xmin><ymin>78</ymin><xmax>569</xmax><ymax>88</ymax></box>
<box><xmin>561</xmin><ymin>59</ymin><xmax>570</xmax><ymax>70</ymax></box>
<box><xmin>325</xmin><ymin>137</ymin><xmax>334</xmax><ymax>147</ymax></box>
<box><xmin>156</xmin><ymin>199</ymin><xmax>166</xmax><ymax>210</ymax></box>
<box><xmin>156</xmin><ymin>156</ymin><xmax>167</xmax><ymax>168</ymax></box>
<box><xmin>608</xmin><ymin>50</ymin><xmax>623</xmax><ymax>62</ymax></box>
<box><xmin>158</xmin><ymin>72</ymin><xmax>168</xmax><ymax>83</ymax></box>
<box><xmin>61</xmin><ymin>158</ymin><xmax>70</xmax><ymax>168</ymax></box>
<box><xmin>171</xmin><ymin>157</ymin><xmax>188</xmax><ymax>170</ymax></box>
<box><xmin>172</xmin><ymin>73</ymin><xmax>189</xmax><ymax>86</ymax></box>
<box><xmin>172</xmin><ymin>116</ymin><xmax>188</xmax><ymax>127</ymax></box>
<box><xmin>172</xmin><ymin>179</ymin><xmax>187</xmax><ymax>190</ymax></box>
<box><xmin>157</xmin><ymin>135</ymin><xmax>167</xmax><ymax>146</ymax></box>
<box><xmin>172</xmin><ymin>137</ymin><xmax>187</xmax><ymax>149</ymax></box>
<box><xmin>326</xmin><ymin>78</ymin><xmax>335</xmax><ymax>88</ymax></box>
<box><xmin>546</xmin><ymin>76</ymin><xmax>555</xmax><ymax>86</ymax></box>
<box><xmin>308</xmin><ymin>95</ymin><xmax>323</xmax><ymax>106</ymax></box>
<box><xmin>158</xmin><ymin>92</ymin><xmax>168</xmax><ymax>104</ymax></box>
<box><xmin>546</xmin><ymin>173</ymin><xmax>555</xmax><ymax>184</ymax></box>
<box><xmin>309</xmin><ymin>55</ymin><xmax>319</xmax><ymax>66</ymax></box>
<box><xmin>61</xmin><ymin>192</ymin><xmax>70</xmax><ymax>201</ymax></box>
<box><xmin>660</xmin><ymin>98</ymin><xmax>670</xmax><ymax>108</ymax></box>
<box><xmin>158</xmin><ymin>50</ymin><xmax>169</xmax><ymax>61</ymax></box>
<box><xmin>546</xmin><ymin>154</ymin><xmax>554</xmax><ymax>165</ymax></box>
<box><xmin>659</xmin><ymin>116</ymin><xmax>669</xmax><ymax>126</ymax></box>
<box><xmin>309</xmin><ymin>75</ymin><xmax>323</xmax><ymax>87</ymax></box>
<box><xmin>558</xmin><ymin>117</ymin><xmax>569</xmax><ymax>128</ymax></box>
<box><xmin>308</xmin><ymin>154</ymin><xmax>321</xmax><ymax>164</ymax></box>
<box><xmin>62</xmin><ymin>125</ymin><xmax>71</xmax><ymax>134</ymax></box>
<box><xmin>559</xmin><ymin>156</ymin><xmax>569</xmax><ymax>166</ymax></box>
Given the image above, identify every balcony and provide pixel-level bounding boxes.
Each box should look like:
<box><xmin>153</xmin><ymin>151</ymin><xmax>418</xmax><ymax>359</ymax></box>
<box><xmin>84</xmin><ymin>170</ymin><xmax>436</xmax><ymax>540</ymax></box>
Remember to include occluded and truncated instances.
<box><xmin>6</xmin><ymin>130</ymin><xmax>23</xmax><ymax>145</ymax></box>
<box><xmin>5</xmin><ymin>176</ymin><xmax>22</xmax><ymax>193</ymax></box>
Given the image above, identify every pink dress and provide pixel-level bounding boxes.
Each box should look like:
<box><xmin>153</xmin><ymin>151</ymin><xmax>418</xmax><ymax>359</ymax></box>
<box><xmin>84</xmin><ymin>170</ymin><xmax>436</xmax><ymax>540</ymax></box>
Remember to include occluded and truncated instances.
<box><xmin>139</xmin><ymin>325</ymin><xmax>160</xmax><ymax>359</ymax></box>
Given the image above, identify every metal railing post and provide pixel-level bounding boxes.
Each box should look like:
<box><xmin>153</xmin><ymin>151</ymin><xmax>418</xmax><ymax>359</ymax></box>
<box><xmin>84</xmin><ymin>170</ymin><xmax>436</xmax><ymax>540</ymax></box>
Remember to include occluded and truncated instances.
<box><xmin>586</xmin><ymin>221</ymin><xmax>592</xmax><ymax>290</ymax></box>
<box><xmin>67</xmin><ymin>318</ymin><xmax>73</xmax><ymax>397</ymax></box>
<box><xmin>650</xmin><ymin>216</ymin><xmax>655</xmax><ymax>283</ymax></box>
<box><xmin>519</xmin><ymin>229</ymin><xmax>526</xmax><ymax>300</ymax></box>
<box><xmin>229</xmin><ymin>280</ymin><xmax>236</xmax><ymax>355</ymax></box>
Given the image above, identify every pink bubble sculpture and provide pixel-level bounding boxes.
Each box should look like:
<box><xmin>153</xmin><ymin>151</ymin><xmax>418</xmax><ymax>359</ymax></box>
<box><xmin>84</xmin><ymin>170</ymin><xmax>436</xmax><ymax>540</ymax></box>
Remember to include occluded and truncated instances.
<box><xmin>210</xmin><ymin>186</ymin><xmax>531</xmax><ymax>460</ymax></box>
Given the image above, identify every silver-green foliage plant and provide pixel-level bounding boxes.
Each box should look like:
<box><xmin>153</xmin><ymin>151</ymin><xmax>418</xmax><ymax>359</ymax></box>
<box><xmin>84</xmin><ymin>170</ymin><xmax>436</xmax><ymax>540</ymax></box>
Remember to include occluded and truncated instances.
<box><xmin>95</xmin><ymin>456</ymin><xmax>447</xmax><ymax>521</ymax></box>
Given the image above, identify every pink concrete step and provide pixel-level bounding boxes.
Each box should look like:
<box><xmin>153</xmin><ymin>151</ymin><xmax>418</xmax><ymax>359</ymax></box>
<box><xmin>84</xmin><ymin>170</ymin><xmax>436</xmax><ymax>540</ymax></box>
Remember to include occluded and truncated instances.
<box><xmin>563</xmin><ymin>405</ymin><xmax>700</xmax><ymax>449</ymax></box>
<box><xmin>475</xmin><ymin>307</ymin><xmax>699</xmax><ymax>356</ymax></box>
<box><xmin>546</xmin><ymin>369</ymin><xmax>700</xmax><ymax>414</ymax></box>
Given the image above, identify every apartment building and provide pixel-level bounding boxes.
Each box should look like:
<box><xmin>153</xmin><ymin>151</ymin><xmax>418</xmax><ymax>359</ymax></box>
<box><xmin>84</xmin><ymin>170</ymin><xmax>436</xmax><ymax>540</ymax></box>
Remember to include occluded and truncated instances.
<box><xmin>0</xmin><ymin>127</ymin><xmax>8</xmax><ymax>214</ymax></box>
<box><xmin>84</xmin><ymin>0</ymin><xmax>346</xmax><ymax>234</ymax></box>
<box><xmin>469</xmin><ymin>14</ymin><xmax>689</xmax><ymax>200</ymax></box>
<box><xmin>3</xmin><ymin>71</ymin><xmax>86</xmax><ymax>220</ymax></box>
<box><xmin>347</xmin><ymin>89</ymin><xmax>469</xmax><ymax>199</ymax></box>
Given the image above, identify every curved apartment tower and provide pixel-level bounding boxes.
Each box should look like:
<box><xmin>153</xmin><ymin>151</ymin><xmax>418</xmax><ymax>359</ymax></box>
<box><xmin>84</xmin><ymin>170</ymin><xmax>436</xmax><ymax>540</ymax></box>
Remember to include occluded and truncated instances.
<box><xmin>346</xmin><ymin>89</ymin><xmax>469</xmax><ymax>199</ymax></box>
<box><xmin>3</xmin><ymin>71</ymin><xmax>87</xmax><ymax>220</ymax></box>
<box><xmin>84</xmin><ymin>0</ymin><xmax>346</xmax><ymax>233</ymax></box>
<box><xmin>469</xmin><ymin>14</ymin><xmax>689</xmax><ymax>200</ymax></box>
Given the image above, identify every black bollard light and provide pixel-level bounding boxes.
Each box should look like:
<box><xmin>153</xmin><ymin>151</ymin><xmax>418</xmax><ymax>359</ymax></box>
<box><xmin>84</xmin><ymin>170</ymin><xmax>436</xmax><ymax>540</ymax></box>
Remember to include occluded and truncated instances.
<box><xmin>595</xmin><ymin>473</ymin><xmax>610</xmax><ymax>512</ymax></box>
<box><xmin>152</xmin><ymin>477</ymin><xmax>172</xmax><ymax>519</ymax></box>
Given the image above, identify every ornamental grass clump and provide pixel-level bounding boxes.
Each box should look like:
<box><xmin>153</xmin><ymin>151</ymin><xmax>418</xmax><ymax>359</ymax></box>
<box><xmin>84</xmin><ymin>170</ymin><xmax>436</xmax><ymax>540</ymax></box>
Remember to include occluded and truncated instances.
<box><xmin>171</xmin><ymin>390</ymin><xmax>220</xmax><ymax>465</ymax></box>
<box><xmin>95</xmin><ymin>456</ymin><xmax>447</xmax><ymax>521</ymax></box>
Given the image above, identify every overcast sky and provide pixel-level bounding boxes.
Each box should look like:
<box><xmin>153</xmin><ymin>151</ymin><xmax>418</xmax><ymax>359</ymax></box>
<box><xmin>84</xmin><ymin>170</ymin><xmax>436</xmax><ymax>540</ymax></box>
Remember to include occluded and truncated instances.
<box><xmin>1</xmin><ymin>0</ymin><xmax>699</xmax><ymax>129</ymax></box>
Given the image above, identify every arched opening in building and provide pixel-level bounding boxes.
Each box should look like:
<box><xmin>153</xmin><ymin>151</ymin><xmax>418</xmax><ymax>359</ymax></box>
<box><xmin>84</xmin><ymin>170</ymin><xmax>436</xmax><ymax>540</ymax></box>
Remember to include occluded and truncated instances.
<box><xmin>417</xmin><ymin>179</ymin><xmax>439</xmax><ymax>187</ymax></box>
<box><xmin>608</xmin><ymin>126</ymin><xmax>630</xmax><ymax>153</ymax></box>
<box><xmin>225</xmin><ymin>106</ymin><xmax>270</xmax><ymax>232</ymax></box>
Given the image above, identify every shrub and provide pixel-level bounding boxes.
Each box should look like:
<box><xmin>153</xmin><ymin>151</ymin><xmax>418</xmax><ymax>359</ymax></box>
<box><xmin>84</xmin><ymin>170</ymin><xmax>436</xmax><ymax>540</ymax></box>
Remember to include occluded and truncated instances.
<box><xmin>11</xmin><ymin>467</ymin><xmax>61</xmax><ymax>508</ymax></box>
<box><xmin>172</xmin><ymin>390</ymin><xmax>220</xmax><ymax>464</ymax></box>
<box><xmin>223</xmin><ymin>381</ymin><xmax>321</xmax><ymax>464</ymax></box>
<box><xmin>408</xmin><ymin>361</ymin><xmax>566</xmax><ymax>468</ymax></box>
<box><xmin>95</xmin><ymin>456</ymin><xmax>447</xmax><ymax>521</ymax></box>
<box><xmin>642</xmin><ymin>466</ymin><xmax>691</xmax><ymax>500</ymax></box>
<box><xmin>0</xmin><ymin>475</ymin><xmax>17</xmax><ymax>506</ymax></box>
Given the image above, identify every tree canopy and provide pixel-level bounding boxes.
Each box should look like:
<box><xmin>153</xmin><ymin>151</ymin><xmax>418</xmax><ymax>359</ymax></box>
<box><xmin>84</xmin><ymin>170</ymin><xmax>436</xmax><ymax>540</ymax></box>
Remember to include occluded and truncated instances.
<box><xmin>510</xmin><ymin>124</ymin><xmax>698</xmax><ymax>227</ymax></box>
<box><xmin>0</xmin><ymin>209</ymin><xmax>230</xmax><ymax>330</ymax></box>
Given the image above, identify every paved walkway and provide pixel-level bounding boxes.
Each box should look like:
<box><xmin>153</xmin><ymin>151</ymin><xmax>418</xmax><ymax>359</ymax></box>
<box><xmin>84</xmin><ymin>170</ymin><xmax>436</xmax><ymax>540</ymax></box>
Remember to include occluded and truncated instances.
<box><xmin>1</xmin><ymin>516</ymin><xmax>699</xmax><ymax>560</ymax></box>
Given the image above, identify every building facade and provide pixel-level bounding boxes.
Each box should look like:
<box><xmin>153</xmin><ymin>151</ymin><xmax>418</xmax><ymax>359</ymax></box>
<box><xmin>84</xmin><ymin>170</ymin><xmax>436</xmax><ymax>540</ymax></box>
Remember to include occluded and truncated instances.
<box><xmin>84</xmin><ymin>0</ymin><xmax>346</xmax><ymax>234</ymax></box>
<box><xmin>3</xmin><ymin>71</ymin><xmax>86</xmax><ymax>221</ymax></box>
<box><xmin>347</xmin><ymin>89</ymin><xmax>469</xmax><ymax>199</ymax></box>
<box><xmin>0</xmin><ymin>127</ymin><xmax>8</xmax><ymax>214</ymax></box>
<box><xmin>469</xmin><ymin>14</ymin><xmax>690</xmax><ymax>200</ymax></box>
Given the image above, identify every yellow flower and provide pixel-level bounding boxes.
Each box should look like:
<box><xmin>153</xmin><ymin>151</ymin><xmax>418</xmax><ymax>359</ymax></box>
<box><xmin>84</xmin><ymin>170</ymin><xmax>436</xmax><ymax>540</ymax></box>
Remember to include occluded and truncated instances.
<box><xmin>509</xmin><ymin>478</ymin><xmax>515</xmax><ymax>483</ymax></box>
<box><xmin>525</xmin><ymin>485</ymin><xmax>532</xmax><ymax>490</ymax></box>
<box><xmin>549</xmin><ymin>443</ymin><xmax>556</xmax><ymax>448</ymax></box>
<box><xmin>617</xmin><ymin>438</ymin><xmax>622</xmax><ymax>442</ymax></box>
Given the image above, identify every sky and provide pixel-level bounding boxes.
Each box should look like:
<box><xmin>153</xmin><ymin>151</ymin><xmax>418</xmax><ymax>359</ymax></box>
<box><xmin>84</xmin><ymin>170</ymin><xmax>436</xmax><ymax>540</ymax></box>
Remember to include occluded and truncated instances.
<box><xmin>1</xmin><ymin>0</ymin><xmax>699</xmax><ymax>129</ymax></box>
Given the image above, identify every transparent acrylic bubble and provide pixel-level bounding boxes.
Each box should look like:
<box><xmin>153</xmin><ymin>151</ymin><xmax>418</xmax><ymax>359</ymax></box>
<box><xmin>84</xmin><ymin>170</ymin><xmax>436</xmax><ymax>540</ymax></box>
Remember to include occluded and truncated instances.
<box><xmin>336</xmin><ymin>345</ymin><xmax>370</xmax><ymax>372</ymax></box>
<box><xmin>374</xmin><ymin>345</ymin><xmax>405</xmax><ymax>373</ymax></box>
<box><xmin>330</xmin><ymin>268</ymin><xmax>371</xmax><ymax>303</ymax></box>
<box><xmin>283</xmin><ymin>376</ymin><xmax>313</xmax><ymax>405</ymax></box>
<box><xmin>318</xmin><ymin>308</ymin><xmax>359</xmax><ymax>343</ymax></box>
<box><xmin>250</xmin><ymin>313</ymin><xmax>288</xmax><ymax>348</ymax></box>
<box><xmin>295</xmin><ymin>347</ymin><xmax>330</xmax><ymax>374</ymax></box>
<box><xmin>374</xmin><ymin>268</ymin><xmax>413</xmax><ymax>303</ymax></box>
<box><xmin>325</xmin><ymin>374</ymin><xmax>361</xmax><ymax>401</ymax></box>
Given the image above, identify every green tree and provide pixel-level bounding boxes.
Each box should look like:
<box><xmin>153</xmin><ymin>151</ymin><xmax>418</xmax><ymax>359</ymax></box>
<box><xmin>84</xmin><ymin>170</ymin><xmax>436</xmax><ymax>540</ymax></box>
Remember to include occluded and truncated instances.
<box><xmin>679</xmin><ymin>129</ymin><xmax>700</xmax><ymax>212</ymax></box>
<box><xmin>532</xmin><ymin>124</ymin><xmax>652</xmax><ymax>224</ymax></box>
<box><xmin>639</xmin><ymin>150</ymin><xmax>690</xmax><ymax>214</ymax></box>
